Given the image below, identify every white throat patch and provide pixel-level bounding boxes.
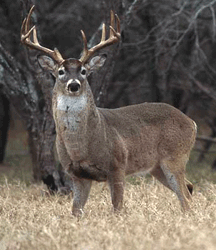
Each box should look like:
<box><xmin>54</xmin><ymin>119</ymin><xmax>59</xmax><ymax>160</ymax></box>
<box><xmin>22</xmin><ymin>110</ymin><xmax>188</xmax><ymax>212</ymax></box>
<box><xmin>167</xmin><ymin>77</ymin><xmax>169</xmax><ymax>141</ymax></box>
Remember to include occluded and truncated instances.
<box><xmin>57</xmin><ymin>94</ymin><xmax>87</xmax><ymax>112</ymax></box>
<box><xmin>56</xmin><ymin>94</ymin><xmax>88</xmax><ymax>133</ymax></box>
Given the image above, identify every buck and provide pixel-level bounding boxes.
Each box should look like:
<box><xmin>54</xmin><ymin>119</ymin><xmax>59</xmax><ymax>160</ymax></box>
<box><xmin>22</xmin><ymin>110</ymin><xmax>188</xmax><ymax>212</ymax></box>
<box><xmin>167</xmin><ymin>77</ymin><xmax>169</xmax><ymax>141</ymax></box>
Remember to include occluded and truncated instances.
<box><xmin>21</xmin><ymin>6</ymin><xmax>197</xmax><ymax>216</ymax></box>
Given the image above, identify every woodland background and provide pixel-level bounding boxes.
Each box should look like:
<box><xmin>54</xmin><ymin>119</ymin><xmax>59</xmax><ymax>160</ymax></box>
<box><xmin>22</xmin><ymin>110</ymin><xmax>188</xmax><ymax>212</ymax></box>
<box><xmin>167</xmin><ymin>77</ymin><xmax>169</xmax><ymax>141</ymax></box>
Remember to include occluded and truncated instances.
<box><xmin>1</xmin><ymin>0</ymin><xmax>216</xmax><ymax>191</ymax></box>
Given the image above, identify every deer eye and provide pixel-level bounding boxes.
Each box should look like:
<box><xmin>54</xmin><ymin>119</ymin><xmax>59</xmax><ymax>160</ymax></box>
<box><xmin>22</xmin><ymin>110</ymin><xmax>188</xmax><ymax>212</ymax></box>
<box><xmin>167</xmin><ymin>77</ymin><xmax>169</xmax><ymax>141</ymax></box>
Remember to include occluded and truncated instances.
<box><xmin>58</xmin><ymin>69</ymin><xmax>65</xmax><ymax>76</ymax></box>
<box><xmin>80</xmin><ymin>68</ymin><xmax>86</xmax><ymax>76</ymax></box>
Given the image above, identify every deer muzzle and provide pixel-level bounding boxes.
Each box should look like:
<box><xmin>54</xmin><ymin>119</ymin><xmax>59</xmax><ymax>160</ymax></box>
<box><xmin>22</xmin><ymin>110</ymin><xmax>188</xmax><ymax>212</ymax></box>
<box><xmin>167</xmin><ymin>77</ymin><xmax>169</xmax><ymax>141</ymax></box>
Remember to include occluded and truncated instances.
<box><xmin>67</xmin><ymin>79</ymin><xmax>81</xmax><ymax>93</ymax></box>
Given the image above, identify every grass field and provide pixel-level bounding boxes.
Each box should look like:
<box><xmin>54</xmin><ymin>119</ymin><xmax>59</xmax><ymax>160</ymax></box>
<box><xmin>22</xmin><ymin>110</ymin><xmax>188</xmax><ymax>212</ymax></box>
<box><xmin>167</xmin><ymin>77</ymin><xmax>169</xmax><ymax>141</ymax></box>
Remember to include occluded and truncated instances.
<box><xmin>1</xmin><ymin>119</ymin><xmax>216</xmax><ymax>249</ymax></box>
<box><xmin>1</xmin><ymin>176</ymin><xmax>216</xmax><ymax>250</ymax></box>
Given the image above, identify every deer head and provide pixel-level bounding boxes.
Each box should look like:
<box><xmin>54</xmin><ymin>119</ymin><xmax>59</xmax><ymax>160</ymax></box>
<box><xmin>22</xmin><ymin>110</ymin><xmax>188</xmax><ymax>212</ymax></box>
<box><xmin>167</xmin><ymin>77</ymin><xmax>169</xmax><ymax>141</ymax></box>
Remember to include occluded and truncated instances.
<box><xmin>21</xmin><ymin>5</ymin><xmax>120</xmax><ymax>97</ymax></box>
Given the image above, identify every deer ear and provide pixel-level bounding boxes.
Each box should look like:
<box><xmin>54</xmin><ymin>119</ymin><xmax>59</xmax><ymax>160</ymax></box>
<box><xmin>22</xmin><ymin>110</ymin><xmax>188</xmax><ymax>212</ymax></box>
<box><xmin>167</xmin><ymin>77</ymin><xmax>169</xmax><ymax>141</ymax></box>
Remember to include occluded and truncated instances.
<box><xmin>86</xmin><ymin>55</ymin><xmax>106</xmax><ymax>74</ymax></box>
<box><xmin>38</xmin><ymin>55</ymin><xmax>58</xmax><ymax>75</ymax></box>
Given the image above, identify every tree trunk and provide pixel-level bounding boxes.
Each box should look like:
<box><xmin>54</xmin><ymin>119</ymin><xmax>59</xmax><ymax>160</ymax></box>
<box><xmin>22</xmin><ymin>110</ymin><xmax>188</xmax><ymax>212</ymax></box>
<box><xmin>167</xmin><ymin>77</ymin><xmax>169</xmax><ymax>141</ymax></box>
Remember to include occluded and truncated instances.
<box><xmin>0</xmin><ymin>41</ymin><xmax>72</xmax><ymax>193</ymax></box>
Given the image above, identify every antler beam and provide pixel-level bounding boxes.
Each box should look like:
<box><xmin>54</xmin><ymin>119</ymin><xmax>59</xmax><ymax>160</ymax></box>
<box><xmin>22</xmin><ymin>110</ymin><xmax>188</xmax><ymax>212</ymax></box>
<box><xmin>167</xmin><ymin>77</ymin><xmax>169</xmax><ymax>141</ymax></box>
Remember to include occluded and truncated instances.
<box><xmin>21</xmin><ymin>5</ymin><xmax>65</xmax><ymax>65</ymax></box>
<box><xmin>79</xmin><ymin>10</ymin><xmax>121</xmax><ymax>64</ymax></box>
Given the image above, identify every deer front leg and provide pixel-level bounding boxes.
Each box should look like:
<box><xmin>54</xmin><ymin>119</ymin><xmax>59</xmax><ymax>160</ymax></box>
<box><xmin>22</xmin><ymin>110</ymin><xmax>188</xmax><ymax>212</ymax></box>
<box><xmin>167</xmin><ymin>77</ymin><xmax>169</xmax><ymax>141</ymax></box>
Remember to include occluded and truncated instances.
<box><xmin>56</xmin><ymin>135</ymin><xmax>71</xmax><ymax>169</ymax></box>
<box><xmin>108</xmin><ymin>168</ymin><xmax>125</xmax><ymax>212</ymax></box>
<box><xmin>71</xmin><ymin>173</ymin><xmax>92</xmax><ymax>217</ymax></box>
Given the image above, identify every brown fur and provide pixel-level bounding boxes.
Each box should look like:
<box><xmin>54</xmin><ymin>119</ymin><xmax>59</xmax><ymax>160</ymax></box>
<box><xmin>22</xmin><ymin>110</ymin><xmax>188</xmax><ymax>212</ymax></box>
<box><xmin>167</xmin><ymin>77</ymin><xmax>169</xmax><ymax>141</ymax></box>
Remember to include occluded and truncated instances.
<box><xmin>38</xmin><ymin>56</ymin><xmax>197</xmax><ymax>216</ymax></box>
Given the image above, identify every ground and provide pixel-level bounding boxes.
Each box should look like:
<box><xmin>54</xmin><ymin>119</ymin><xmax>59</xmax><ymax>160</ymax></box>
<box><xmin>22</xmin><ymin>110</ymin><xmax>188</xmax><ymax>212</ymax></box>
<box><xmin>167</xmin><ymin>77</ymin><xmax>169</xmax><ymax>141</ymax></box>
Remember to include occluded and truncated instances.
<box><xmin>1</xmin><ymin>178</ymin><xmax>216</xmax><ymax>250</ymax></box>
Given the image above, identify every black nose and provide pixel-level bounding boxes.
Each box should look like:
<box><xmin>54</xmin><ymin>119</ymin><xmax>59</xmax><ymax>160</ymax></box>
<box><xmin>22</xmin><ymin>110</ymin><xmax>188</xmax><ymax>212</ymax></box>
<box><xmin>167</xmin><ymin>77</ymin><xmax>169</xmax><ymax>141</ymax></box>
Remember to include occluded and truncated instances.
<box><xmin>67</xmin><ymin>81</ymin><xmax>81</xmax><ymax>92</ymax></box>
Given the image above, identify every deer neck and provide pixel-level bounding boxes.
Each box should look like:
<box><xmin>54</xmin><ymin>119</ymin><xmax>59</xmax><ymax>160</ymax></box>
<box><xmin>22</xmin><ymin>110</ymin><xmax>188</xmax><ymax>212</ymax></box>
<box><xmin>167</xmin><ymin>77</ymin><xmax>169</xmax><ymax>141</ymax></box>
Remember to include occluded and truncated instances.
<box><xmin>53</xmin><ymin>83</ymin><xmax>99</xmax><ymax>149</ymax></box>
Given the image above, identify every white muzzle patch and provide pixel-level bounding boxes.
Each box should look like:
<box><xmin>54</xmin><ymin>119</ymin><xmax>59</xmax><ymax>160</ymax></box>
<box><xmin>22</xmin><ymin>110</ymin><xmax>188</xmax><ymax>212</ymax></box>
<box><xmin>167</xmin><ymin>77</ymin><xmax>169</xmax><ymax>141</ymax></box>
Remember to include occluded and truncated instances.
<box><xmin>66</xmin><ymin>79</ymin><xmax>81</xmax><ymax>93</ymax></box>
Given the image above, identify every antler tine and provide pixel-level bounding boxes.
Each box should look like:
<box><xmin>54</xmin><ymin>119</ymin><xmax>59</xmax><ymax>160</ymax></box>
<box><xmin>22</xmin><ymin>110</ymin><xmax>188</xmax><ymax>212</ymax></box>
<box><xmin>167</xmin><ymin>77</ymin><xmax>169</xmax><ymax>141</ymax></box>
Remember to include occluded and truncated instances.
<box><xmin>32</xmin><ymin>26</ymin><xmax>39</xmax><ymax>44</ymax></box>
<box><xmin>79</xmin><ymin>30</ymin><xmax>89</xmax><ymax>62</ymax></box>
<box><xmin>109</xmin><ymin>10</ymin><xmax>115</xmax><ymax>37</ymax></box>
<box><xmin>21</xmin><ymin>5</ymin><xmax>64</xmax><ymax>65</ymax></box>
<box><xmin>21</xmin><ymin>5</ymin><xmax>36</xmax><ymax>43</ymax></box>
<box><xmin>116</xmin><ymin>14</ymin><xmax>121</xmax><ymax>34</ymax></box>
<box><xmin>26</xmin><ymin>5</ymin><xmax>35</xmax><ymax>33</ymax></box>
<box><xmin>109</xmin><ymin>13</ymin><xmax>121</xmax><ymax>40</ymax></box>
<box><xmin>101</xmin><ymin>23</ymin><xmax>106</xmax><ymax>42</ymax></box>
<box><xmin>79</xmin><ymin>10</ymin><xmax>121</xmax><ymax>64</ymax></box>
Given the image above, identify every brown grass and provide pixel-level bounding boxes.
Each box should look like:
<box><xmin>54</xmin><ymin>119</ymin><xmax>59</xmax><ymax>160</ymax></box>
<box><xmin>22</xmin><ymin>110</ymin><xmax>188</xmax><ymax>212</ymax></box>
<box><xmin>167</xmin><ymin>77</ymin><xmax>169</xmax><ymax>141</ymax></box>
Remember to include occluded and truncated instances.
<box><xmin>1</xmin><ymin>178</ymin><xmax>216</xmax><ymax>250</ymax></box>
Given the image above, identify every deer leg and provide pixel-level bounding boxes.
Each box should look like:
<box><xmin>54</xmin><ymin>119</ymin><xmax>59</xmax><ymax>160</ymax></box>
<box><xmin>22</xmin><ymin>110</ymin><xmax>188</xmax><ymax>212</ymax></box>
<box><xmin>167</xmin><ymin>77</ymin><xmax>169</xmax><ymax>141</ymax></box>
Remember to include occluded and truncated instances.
<box><xmin>150</xmin><ymin>166</ymin><xmax>193</xmax><ymax>194</ymax></box>
<box><xmin>108</xmin><ymin>169</ymin><xmax>125</xmax><ymax>212</ymax></box>
<box><xmin>185</xmin><ymin>179</ymin><xmax>193</xmax><ymax>195</ymax></box>
<box><xmin>71</xmin><ymin>174</ymin><xmax>92</xmax><ymax>217</ymax></box>
<box><xmin>159</xmin><ymin>158</ymin><xmax>192</xmax><ymax>212</ymax></box>
<box><xmin>150</xmin><ymin>165</ymin><xmax>173</xmax><ymax>191</ymax></box>
<box><xmin>56</xmin><ymin>135</ymin><xmax>71</xmax><ymax>168</ymax></box>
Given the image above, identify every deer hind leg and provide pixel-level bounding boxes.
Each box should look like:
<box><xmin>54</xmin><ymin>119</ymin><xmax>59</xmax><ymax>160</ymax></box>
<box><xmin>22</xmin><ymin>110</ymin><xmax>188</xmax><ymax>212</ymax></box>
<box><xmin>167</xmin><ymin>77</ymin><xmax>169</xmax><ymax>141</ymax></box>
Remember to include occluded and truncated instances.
<box><xmin>185</xmin><ymin>179</ymin><xmax>193</xmax><ymax>195</ymax></box>
<box><xmin>71</xmin><ymin>175</ymin><xmax>92</xmax><ymax>217</ymax></box>
<box><xmin>150</xmin><ymin>165</ymin><xmax>173</xmax><ymax>191</ymax></box>
<box><xmin>159</xmin><ymin>157</ymin><xmax>192</xmax><ymax>212</ymax></box>
<box><xmin>150</xmin><ymin>166</ymin><xmax>193</xmax><ymax>195</ymax></box>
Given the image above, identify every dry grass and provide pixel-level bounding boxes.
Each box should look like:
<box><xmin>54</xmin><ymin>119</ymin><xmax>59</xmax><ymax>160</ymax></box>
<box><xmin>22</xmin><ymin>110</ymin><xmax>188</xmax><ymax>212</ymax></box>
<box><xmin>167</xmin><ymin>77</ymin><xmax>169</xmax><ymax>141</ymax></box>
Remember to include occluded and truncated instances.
<box><xmin>1</xmin><ymin>177</ymin><xmax>216</xmax><ymax>250</ymax></box>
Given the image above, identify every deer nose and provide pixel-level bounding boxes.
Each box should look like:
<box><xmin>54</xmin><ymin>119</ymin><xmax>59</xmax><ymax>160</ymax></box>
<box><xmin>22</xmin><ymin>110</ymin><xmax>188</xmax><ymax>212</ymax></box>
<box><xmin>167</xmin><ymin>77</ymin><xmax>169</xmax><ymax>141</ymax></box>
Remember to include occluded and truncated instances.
<box><xmin>67</xmin><ymin>79</ymin><xmax>81</xmax><ymax>93</ymax></box>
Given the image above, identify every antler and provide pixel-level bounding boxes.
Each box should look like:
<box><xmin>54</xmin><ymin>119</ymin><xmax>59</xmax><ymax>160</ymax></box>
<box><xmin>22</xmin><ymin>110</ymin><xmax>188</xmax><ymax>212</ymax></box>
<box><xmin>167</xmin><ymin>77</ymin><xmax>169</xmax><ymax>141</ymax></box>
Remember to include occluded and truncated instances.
<box><xmin>21</xmin><ymin>5</ymin><xmax>65</xmax><ymax>65</ymax></box>
<box><xmin>79</xmin><ymin>10</ymin><xmax>121</xmax><ymax>64</ymax></box>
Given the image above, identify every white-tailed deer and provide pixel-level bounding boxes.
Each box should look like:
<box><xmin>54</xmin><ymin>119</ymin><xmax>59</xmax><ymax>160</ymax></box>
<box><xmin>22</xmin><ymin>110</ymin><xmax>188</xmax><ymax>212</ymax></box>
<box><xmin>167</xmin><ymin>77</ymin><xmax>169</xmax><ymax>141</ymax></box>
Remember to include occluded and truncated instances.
<box><xmin>21</xmin><ymin>6</ymin><xmax>197</xmax><ymax>216</ymax></box>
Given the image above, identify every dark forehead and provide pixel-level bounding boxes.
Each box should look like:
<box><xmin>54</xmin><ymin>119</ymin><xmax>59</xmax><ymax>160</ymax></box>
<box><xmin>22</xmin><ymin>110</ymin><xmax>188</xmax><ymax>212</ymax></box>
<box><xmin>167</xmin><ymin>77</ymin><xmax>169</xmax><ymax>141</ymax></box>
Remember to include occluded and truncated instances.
<box><xmin>62</xmin><ymin>58</ymin><xmax>82</xmax><ymax>71</ymax></box>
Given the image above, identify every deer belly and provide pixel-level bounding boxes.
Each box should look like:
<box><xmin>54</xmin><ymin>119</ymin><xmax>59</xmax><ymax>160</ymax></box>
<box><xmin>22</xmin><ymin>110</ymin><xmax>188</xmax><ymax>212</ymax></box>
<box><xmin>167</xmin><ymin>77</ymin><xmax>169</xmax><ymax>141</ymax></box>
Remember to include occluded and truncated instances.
<box><xmin>125</xmin><ymin>144</ymin><xmax>158</xmax><ymax>175</ymax></box>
